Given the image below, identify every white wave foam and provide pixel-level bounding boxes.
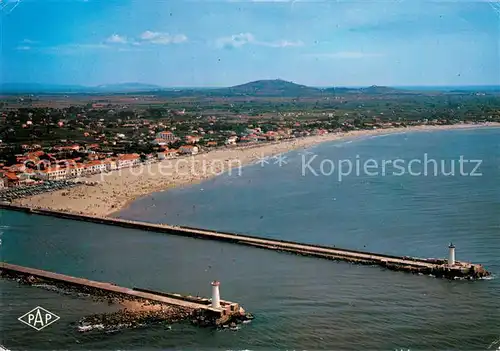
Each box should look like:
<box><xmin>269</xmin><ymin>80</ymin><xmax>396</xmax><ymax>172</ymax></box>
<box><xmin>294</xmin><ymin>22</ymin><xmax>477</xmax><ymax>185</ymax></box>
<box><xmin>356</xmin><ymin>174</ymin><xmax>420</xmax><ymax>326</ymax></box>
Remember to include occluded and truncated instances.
<box><xmin>32</xmin><ymin>283</ymin><xmax>61</xmax><ymax>291</ymax></box>
<box><xmin>333</xmin><ymin>140</ymin><xmax>354</xmax><ymax>148</ymax></box>
<box><xmin>487</xmin><ymin>337</ymin><xmax>500</xmax><ymax>350</ymax></box>
<box><xmin>78</xmin><ymin>324</ymin><xmax>105</xmax><ymax>332</ymax></box>
<box><xmin>481</xmin><ymin>274</ymin><xmax>496</xmax><ymax>281</ymax></box>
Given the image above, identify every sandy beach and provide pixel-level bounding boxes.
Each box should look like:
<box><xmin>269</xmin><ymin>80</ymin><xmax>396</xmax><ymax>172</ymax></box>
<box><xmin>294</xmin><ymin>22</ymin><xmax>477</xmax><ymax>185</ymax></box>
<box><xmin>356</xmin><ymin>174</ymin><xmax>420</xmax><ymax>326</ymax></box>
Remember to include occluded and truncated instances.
<box><xmin>13</xmin><ymin>123</ymin><xmax>499</xmax><ymax>217</ymax></box>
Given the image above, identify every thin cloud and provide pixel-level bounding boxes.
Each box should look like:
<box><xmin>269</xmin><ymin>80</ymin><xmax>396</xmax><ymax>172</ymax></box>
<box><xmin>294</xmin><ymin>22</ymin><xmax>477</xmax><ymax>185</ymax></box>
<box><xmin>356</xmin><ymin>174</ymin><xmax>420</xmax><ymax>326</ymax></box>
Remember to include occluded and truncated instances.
<box><xmin>40</xmin><ymin>43</ymin><xmax>111</xmax><ymax>55</ymax></box>
<box><xmin>139</xmin><ymin>31</ymin><xmax>188</xmax><ymax>45</ymax></box>
<box><xmin>23</xmin><ymin>30</ymin><xmax>187</xmax><ymax>55</ymax></box>
<box><xmin>305</xmin><ymin>52</ymin><xmax>384</xmax><ymax>59</ymax></box>
<box><xmin>216</xmin><ymin>33</ymin><xmax>255</xmax><ymax>48</ymax></box>
<box><xmin>106</xmin><ymin>34</ymin><xmax>128</xmax><ymax>44</ymax></box>
<box><xmin>262</xmin><ymin>39</ymin><xmax>304</xmax><ymax>48</ymax></box>
<box><xmin>216</xmin><ymin>33</ymin><xmax>303</xmax><ymax>49</ymax></box>
<box><xmin>15</xmin><ymin>39</ymin><xmax>38</xmax><ymax>51</ymax></box>
<box><xmin>101</xmin><ymin>31</ymin><xmax>188</xmax><ymax>46</ymax></box>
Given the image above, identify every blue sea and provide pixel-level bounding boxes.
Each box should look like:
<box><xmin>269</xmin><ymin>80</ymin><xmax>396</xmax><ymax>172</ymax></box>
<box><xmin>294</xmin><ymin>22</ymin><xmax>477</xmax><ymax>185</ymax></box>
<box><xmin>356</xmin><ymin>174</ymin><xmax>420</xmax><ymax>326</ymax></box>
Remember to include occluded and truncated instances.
<box><xmin>1</xmin><ymin>127</ymin><xmax>499</xmax><ymax>350</ymax></box>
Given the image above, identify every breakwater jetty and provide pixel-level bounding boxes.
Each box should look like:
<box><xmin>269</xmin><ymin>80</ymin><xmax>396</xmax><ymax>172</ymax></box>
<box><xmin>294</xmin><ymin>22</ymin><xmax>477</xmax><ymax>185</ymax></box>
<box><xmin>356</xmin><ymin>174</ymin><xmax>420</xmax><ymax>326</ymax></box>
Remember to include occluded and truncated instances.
<box><xmin>0</xmin><ymin>262</ymin><xmax>248</xmax><ymax>329</ymax></box>
<box><xmin>0</xmin><ymin>203</ymin><xmax>491</xmax><ymax>279</ymax></box>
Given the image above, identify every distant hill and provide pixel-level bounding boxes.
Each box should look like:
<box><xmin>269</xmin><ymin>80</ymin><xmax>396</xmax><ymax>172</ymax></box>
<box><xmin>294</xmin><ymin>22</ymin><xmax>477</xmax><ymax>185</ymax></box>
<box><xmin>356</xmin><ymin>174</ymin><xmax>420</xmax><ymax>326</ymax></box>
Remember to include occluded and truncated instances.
<box><xmin>2</xmin><ymin>80</ymin><xmax>464</xmax><ymax>97</ymax></box>
<box><xmin>359</xmin><ymin>85</ymin><xmax>405</xmax><ymax>94</ymax></box>
<box><xmin>214</xmin><ymin>79</ymin><xmax>324</xmax><ymax>97</ymax></box>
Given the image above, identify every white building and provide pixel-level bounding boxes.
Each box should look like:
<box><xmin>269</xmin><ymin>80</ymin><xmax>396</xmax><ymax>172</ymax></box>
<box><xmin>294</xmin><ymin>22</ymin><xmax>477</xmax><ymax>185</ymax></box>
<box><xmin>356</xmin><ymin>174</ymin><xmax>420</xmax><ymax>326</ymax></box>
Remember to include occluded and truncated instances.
<box><xmin>152</xmin><ymin>138</ymin><xmax>169</xmax><ymax>146</ymax></box>
<box><xmin>225</xmin><ymin>136</ymin><xmax>238</xmax><ymax>145</ymax></box>
<box><xmin>156</xmin><ymin>131</ymin><xmax>177</xmax><ymax>142</ymax></box>
<box><xmin>157</xmin><ymin>150</ymin><xmax>178</xmax><ymax>160</ymax></box>
<box><xmin>117</xmin><ymin>154</ymin><xmax>141</xmax><ymax>168</ymax></box>
<box><xmin>84</xmin><ymin>161</ymin><xmax>107</xmax><ymax>174</ymax></box>
<box><xmin>37</xmin><ymin>167</ymin><xmax>68</xmax><ymax>181</ymax></box>
<box><xmin>105</xmin><ymin>160</ymin><xmax>118</xmax><ymax>171</ymax></box>
<box><xmin>178</xmin><ymin>145</ymin><xmax>199</xmax><ymax>155</ymax></box>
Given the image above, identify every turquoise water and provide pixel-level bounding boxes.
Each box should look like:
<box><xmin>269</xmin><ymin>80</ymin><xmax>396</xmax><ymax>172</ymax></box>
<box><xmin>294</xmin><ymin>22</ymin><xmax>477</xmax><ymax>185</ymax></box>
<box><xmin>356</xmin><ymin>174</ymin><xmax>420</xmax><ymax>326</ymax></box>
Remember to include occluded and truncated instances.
<box><xmin>1</xmin><ymin>128</ymin><xmax>499</xmax><ymax>350</ymax></box>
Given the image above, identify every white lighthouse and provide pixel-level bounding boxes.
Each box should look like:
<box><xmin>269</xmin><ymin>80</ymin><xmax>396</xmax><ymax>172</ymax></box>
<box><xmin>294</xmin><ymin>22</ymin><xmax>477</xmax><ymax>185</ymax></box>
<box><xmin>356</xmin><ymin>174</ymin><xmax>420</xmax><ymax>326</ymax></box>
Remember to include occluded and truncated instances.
<box><xmin>448</xmin><ymin>243</ymin><xmax>456</xmax><ymax>266</ymax></box>
<box><xmin>211</xmin><ymin>281</ymin><xmax>221</xmax><ymax>309</ymax></box>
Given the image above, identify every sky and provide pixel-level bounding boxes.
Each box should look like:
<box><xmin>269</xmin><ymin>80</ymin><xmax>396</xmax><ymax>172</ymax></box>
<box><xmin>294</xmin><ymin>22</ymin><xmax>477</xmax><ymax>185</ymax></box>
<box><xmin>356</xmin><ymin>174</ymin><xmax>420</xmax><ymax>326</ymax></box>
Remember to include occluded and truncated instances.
<box><xmin>2</xmin><ymin>0</ymin><xmax>500</xmax><ymax>87</ymax></box>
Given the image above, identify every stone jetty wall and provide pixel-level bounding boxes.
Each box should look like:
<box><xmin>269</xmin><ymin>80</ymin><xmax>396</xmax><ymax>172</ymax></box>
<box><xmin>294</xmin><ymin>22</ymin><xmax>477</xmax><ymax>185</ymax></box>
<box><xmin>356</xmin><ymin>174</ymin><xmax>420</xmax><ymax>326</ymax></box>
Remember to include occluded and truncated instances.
<box><xmin>0</xmin><ymin>204</ymin><xmax>491</xmax><ymax>280</ymax></box>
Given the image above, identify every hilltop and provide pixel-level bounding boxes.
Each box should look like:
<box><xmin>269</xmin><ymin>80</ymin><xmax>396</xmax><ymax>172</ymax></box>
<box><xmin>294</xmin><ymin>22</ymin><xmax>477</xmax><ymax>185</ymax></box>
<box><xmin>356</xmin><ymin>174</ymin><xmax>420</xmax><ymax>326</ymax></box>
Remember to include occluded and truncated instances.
<box><xmin>216</xmin><ymin>79</ymin><xmax>323</xmax><ymax>97</ymax></box>
<box><xmin>4</xmin><ymin>80</ymin><xmax>495</xmax><ymax>97</ymax></box>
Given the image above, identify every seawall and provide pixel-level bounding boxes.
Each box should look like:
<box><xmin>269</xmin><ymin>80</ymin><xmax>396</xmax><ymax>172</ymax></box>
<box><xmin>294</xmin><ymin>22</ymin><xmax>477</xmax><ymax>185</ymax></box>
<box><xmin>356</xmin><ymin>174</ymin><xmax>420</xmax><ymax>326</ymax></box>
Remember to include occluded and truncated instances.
<box><xmin>0</xmin><ymin>203</ymin><xmax>491</xmax><ymax>279</ymax></box>
<box><xmin>0</xmin><ymin>262</ymin><xmax>245</xmax><ymax>327</ymax></box>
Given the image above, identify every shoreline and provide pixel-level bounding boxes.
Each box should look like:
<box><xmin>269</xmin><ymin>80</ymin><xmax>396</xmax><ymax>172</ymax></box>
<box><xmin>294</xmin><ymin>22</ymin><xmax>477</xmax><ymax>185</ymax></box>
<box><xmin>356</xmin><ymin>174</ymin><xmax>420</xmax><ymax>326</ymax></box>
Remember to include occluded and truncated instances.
<box><xmin>11</xmin><ymin>122</ymin><xmax>500</xmax><ymax>217</ymax></box>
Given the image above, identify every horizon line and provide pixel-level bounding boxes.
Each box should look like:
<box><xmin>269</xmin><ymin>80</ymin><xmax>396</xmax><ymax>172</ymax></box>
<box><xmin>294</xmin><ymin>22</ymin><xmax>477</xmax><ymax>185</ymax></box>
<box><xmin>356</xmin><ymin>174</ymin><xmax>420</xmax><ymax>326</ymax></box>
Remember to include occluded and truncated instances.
<box><xmin>2</xmin><ymin>81</ymin><xmax>500</xmax><ymax>90</ymax></box>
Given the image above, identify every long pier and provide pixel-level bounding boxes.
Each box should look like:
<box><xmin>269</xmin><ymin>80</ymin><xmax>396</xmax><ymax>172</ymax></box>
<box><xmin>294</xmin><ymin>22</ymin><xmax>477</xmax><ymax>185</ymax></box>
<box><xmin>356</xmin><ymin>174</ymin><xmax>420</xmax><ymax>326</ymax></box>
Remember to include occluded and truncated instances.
<box><xmin>0</xmin><ymin>203</ymin><xmax>491</xmax><ymax>279</ymax></box>
<box><xmin>0</xmin><ymin>262</ymin><xmax>243</xmax><ymax>326</ymax></box>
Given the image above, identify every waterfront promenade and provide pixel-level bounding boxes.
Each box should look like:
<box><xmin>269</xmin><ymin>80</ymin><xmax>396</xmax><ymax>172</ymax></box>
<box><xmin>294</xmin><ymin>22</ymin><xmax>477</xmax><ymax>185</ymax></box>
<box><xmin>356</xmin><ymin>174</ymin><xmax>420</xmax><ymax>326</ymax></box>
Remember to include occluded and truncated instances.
<box><xmin>0</xmin><ymin>204</ymin><xmax>491</xmax><ymax>279</ymax></box>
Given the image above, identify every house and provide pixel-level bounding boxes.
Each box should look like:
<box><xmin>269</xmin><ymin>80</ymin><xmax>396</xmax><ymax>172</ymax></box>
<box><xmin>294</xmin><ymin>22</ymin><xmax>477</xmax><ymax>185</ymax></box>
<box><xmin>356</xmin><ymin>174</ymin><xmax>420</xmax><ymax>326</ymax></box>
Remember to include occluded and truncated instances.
<box><xmin>206</xmin><ymin>141</ymin><xmax>218</xmax><ymax>147</ymax></box>
<box><xmin>225</xmin><ymin>136</ymin><xmax>238</xmax><ymax>145</ymax></box>
<box><xmin>239</xmin><ymin>136</ymin><xmax>258</xmax><ymax>143</ymax></box>
<box><xmin>178</xmin><ymin>145</ymin><xmax>199</xmax><ymax>155</ymax></box>
<box><xmin>4</xmin><ymin>172</ymin><xmax>20</xmax><ymax>186</ymax></box>
<box><xmin>104</xmin><ymin>159</ymin><xmax>118</xmax><ymax>171</ymax></box>
<box><xmin>152</xmin><ymin>138</ymin><xmax>169</xmax><ymax>146</ymax></box>
<box><xmin>68</xmin><ymin>164</ymin><xmax>85</xmax><ymax>178</ymax></box>
<box><xmin>27</xmin><ymin>150</ymin><xmax>44</xmax><ymax>159</ymax></box>
<box><xmin>19</xmin><ymin>169</ymin><xmax>37</xmax><ymax>181</ymax></box>
<box><xmin>37</xmin><ymin>167</ymin><xmax>68</xmax><ymax>181</ymax></box>
<box><xmin>157</xmin><ymin>150</ymin><xmax>178</xmax><ymax>160</ymax></box>
<box><xmin>185</xmin><ymin>135</ymin><xmax>202</xmax><ymax>144</ymax></box>
<box><xmin>54</xmin><ymin>144</ymin><xmax>81</xmax><ymax>152</ymax></box>
<box><xmin>84</xmin><ymin>160</ymin><xmax>107</xmax><ymax>174</ymax></box>
<box><xmin>9</xmin><ymin>164</ymin><xmax>26</xmax><ymax>173</ymax></box>
<box><xmin>156</xmin><ymin>131</ymin><xmax>177</xmax><ymax>142</ymax></box>
<box><xmin>117</xmin><ymin>154</ymin><xmax>141</xmax><ymax>168</ymax></box>
<box><xmin>264</xmin><ymin>131</ymin><xmax>280</xmax><ymax>141</ymax></box>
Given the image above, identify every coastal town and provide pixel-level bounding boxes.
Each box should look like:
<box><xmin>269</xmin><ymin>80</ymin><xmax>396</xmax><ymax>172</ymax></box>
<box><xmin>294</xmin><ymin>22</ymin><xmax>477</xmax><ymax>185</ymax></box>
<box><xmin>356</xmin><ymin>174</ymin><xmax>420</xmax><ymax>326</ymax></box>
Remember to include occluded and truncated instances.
<box><xmin>2</xmin><ymin>87</ymin><xmax>500</xmax><ymax>191</ymax></box>
<box><xmin>3</xmin><ymin>0</ymin><xmax>500</xmax><ymax>348</ymax></box>
<box><xmin>1</xmin><ymin>80</ymin><xmax>500</xmax><ymax>215</ymax></box>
